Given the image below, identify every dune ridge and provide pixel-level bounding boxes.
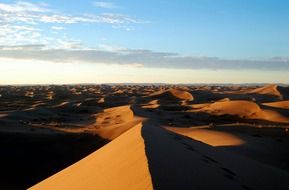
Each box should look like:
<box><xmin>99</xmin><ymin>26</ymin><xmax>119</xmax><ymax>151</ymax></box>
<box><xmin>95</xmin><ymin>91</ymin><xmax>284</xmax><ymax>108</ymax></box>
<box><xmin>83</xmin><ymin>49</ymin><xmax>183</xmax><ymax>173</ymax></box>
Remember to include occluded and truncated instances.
<box><xmin>29</xmin><ymin>123</ymin><xmax>153</xmax><ymax>190</ymax></box>
<box><xmin>194</xmin><ymin>100</ymin><xmax>289</xmax><ymax>123</ymax></box>
<box><xmin>263</xmin><ymin>100</ymin><xmax>289</xmax><ymax>109</ymax></box>
<box><xmin>94</xmin><ymin>105</ymin><xmax>142</xmax><ymax>140</ymax></box>
<box><xmin>165</xmin><ymin>126</ymin><xmax>245</xmax><ymax>146</ymax></box>
<box><xmin>149</xmin><ymin>88</ymin><xmax>194</xmax><ymax>101</ymax></box>
<box><xmin>247</xmin><ymin>84</ymin><xmax>282</xmax><ymax>97</ymax></box>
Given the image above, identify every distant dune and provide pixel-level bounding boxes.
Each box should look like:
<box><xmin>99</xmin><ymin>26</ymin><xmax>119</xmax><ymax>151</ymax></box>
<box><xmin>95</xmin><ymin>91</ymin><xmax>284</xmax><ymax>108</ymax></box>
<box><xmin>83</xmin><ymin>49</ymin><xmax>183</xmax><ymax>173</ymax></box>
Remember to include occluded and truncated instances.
<box><xmin>263</xmin><ymin>100</ymin><xmax>289</xmax><ymax>109</ymax></box>
<box><xmin>193</xmin><ymin>100</ymin><xmax>289</xmax><ymax>123</ymax></box>
<box><xmin>165</xmin><ymin>127</ymin><xmax>245</xmax><ymax>147</ymax></box>
<box><xmin>149</xmin><ymin>88</ymin><xmax>194</xmax><ymax>101</ymax></box>
<box><xmin>200</xmin><ymin>100</ymin><xmax>261</xmax><ymax>117</ymax></box>
<box><xmin>94</xmin><ymin>105</ymin><xmax>142</xmax><ymax>140</ymax></box>
<box><xmin>248</xmin><ymin>84</ymin><xmax>282</xmax><ymax>97</ymax></box>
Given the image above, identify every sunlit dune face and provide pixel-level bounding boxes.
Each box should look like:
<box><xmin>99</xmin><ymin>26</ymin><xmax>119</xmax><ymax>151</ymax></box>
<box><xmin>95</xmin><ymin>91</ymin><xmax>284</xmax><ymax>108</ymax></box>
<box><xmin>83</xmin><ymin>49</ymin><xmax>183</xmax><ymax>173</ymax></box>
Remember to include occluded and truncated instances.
<box><xmin>29</xmin><ymin>124</ymin><xmax>153</xmax><ymax>190</ymax></box>
<box><xmin>259</xmin><ymin>109</ymin><xmax>289</xmax><ymax>123</ymax></box>
<box><xmin>168</xmin><ymin>89</ymin><xmax>194</xmax><ymax>101</ymax></box>
<box><xmin>263</xmin><ymin>100</ymin><xmax>289</xmax><ymax>109</ymax></box>
<box><xmin>201</xmin><ymin>100</ymin><xmax>261</xmax><ymax>117</ymax></box>
<box><xmin>94</xmin><ymin>105</ymin><xmax>142</xmax><ymax>140</ymax></box>
<box><xmin>165</xmin><ymin>127</ymin><xmax>245</xmax><ymax>147</ymax></box>
<box><xmin>191</xmin><ymin>100</ymin><xmax>289</xmax><ymax>124</ymax></box>
<box><xmin>248</xmin><ymin>84</ymin><xmax>281</xmax><ymax>97</ymax></box>
<box><xmin>150</xmin><ymin>88</ymin><xmax>194</xmax><ymax>101</ymax></box>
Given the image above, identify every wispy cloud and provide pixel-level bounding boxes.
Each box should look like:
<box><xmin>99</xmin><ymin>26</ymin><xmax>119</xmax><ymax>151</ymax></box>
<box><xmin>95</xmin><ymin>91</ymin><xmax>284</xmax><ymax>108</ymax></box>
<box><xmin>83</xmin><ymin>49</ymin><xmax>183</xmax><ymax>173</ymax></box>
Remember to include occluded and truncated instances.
<box><xmin>0</xmin><ymin>45</ymin><xmax>288</xmax><ymax>70</ymax></box>
<box><xmin>0</xmin><ymin>1</ymin><xmax>49</xmax><ymax>13</ymax></box>
<box><xmin>0</xmin><ymin>1</ymin><xmax>146</xmax><ymax>46</ymax></box>
<box><xmin>93</xmin><ymin>1</ymin><xmax>118</xmax><ymax>9</ymax></box>
<box><xmin>51</xmin><ymin>26</ymin><xmax>65</xmax><ymax>31</ymax></box>
<box><xmin>1</xmin><ymin>1</ymin><xmax>286</xmax><ymax>71</ymax></box>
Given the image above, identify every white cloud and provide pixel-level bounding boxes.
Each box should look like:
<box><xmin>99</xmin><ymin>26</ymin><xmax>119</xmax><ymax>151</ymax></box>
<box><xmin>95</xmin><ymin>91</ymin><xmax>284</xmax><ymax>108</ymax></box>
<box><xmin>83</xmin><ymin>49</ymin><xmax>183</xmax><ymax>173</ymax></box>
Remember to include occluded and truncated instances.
<box><xmin>0</xmin><ymin>1</ymin><xmax>147</xmax><ymax>47</ymax></box>
<box><xmin>0</xmin><ymin>24</ymin><xmax>43</xmax><ymax>45</ymax></box>
<box><xmin>0</xmin><ymin>1</ymin><xmax>49</xmax><ymax>13</ymax></box>
<box><xmin>98</xmin><ymin>44</ymin><xmax>125</xmax><ymax>52</ymax></box>
<box><xmin>93</xmin><ymin>1</ymin><xmax>118</xmax><ymax>9</ymax></box>
<box><xmin>51</xmin><ymin>26</ymin><xmax>65</xmax><ymax>30</ymax></box>
<box><xmin>56</xmin><ymin>40</ymin><xmax>83</xmax><ymax>49</ymax></box>
<box><xmin>0</xmin><ymin>45</ymin><xmax>288</xmax><ymax>70</ymax></box>
<box><xmin>0</xmin><ymin>1</ymin><xmax>143</xmax><ymax>25</ymax></box>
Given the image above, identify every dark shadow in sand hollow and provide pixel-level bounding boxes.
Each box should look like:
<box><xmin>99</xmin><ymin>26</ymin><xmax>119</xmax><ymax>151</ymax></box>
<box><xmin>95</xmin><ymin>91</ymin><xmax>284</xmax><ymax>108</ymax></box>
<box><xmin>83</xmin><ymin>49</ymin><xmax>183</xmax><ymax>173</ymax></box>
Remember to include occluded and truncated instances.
<box><xmin>141</xmin><ymin>120</ymin><xmax>289</xmax><ymax>190</ymax></box>
<box><xmin>0</xmin><ymin>132</ymin><xmax>108</xmax><ymax>190</ymax></box>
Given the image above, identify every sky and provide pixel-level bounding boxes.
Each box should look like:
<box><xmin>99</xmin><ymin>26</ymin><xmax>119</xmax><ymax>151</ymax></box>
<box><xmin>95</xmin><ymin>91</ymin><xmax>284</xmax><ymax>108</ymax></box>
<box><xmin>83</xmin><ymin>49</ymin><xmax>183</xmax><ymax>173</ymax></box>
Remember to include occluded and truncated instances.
<box><xmin>0</xmin><ymin>0</ymin><xmax>289</xmax><ymax>84</ymax></box>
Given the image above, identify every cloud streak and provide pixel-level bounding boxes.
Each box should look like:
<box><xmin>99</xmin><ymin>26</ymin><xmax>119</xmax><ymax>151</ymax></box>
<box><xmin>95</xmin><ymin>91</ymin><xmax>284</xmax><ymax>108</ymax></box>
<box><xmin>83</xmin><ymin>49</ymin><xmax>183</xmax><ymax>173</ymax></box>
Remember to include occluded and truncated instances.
<box><xmin>0</xmin><ymin>1</ymin><xmax>49</xmax><ymax>13</ymax></box>
<box><xmin>0</xmin><ymin>1</ymin><xmax>146</xmax><ymax>46</ymax></box>
<box><xmin>0</xmin><ymin>45</ymin><xmax>288</xmax><ymax>70</ymax></box>
<box><xmin>0</xmin><ymin>2</ymin><xmax>287</xmax><ymax>72</ymax></box>
<box><xmin>0</xmin><ymin>1</ymin><xmax>139</xmax><ymax>24</ymax></box>
<box><xmin>93</xmin><ymin>1</ymin><xmax>118</xmax><ymax>9</ymax></box>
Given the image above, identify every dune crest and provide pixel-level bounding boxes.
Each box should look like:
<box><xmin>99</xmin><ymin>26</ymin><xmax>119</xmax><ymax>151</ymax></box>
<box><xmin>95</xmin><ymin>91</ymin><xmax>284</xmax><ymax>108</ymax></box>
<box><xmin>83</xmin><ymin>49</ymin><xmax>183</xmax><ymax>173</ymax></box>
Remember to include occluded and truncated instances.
<box><xmin>248</xmin><ymin>84</ymin><xmax>282</xmax><ymax>97</ymax></box>
<box><xmin>263</xmin><ymin>100</ymin><xmax>289</xmax><ymax>109</ymax></box>
<box><xmin>201</xmin><ymin>100</ymin><xmax>261</xmax><ymax>117</ymax></box>
<box><xmin>94</xmin><ymin>105</ymin><xmax>142</xmax><ymax>140</ymax></box>
<box><xmin>198</xmin><ymin>100</ymin><xmax>289</xmax><ymax>123</ymax></box>
<box><xmin>150</xmin><ymin>88</ymin><xmax>194</xmax><ymax>101</ymax></box>
<box><xmin>165</xmin><ymin>127</ymin><xmax>245</xmax><ymax>146</ymax></box>
<box><xmin>29</xmin><ymin>124</ymin><xmax>153</xmax><ymax>190</ymax></box>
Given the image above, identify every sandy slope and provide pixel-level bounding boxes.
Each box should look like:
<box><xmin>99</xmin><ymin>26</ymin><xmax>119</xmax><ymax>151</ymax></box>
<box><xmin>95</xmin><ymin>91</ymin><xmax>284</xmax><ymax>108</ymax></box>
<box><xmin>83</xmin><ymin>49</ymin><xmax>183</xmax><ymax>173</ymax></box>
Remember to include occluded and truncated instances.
<box><xmin>263</xmin><ymin>100</ymin><xmax>289</xmax><ymax>109</ymax></box>
<box><xmin>31</xmin><ymin>122</ymin><xmax>289</xmax><ymax>190</ymax></box>
<box><xmin>247</xmin><ymin>84</ymin><xmax>282</xmax><ymax>97</ymax></box>
<box><xmin>149</xmin><ymin>88</ymin><xmax>193</xmax><ymax>101</ymax></box>
<box><xmin>142</xmin><ymin>123</ymin><xmax>289</xmax><ymax>190</ymax></box>
<box><xmin>200</xmin><ymin>100</ymin><xmax>261</xmax><ymax>117</ymax></box>
<box><xmin>168</xmin><ymin>89</ymin><xmax>194</xmax><ymax>101</ymax></box>
<box><xmin>29</xmin><ymin>123</ymin><xmax>153</xmax><ymax>190</ymax></box>
<box><xmin>38</xmin><ymin>105</ymin><xmax>142</xmax><ymax>140</ymax></box>
<box><xmin>196</xmin><ymin>100</ymin><xmax>289</xmax><ymax>123</ymax></box>
<box><xmin>165</xmin><ymin>127</ymin><xmax>245</xmax><ymax>146</ymax></box>
<box><xmin>94</xmin><ymin>105</ymin><xmax>142</xmax><ymax>140</ymax></box>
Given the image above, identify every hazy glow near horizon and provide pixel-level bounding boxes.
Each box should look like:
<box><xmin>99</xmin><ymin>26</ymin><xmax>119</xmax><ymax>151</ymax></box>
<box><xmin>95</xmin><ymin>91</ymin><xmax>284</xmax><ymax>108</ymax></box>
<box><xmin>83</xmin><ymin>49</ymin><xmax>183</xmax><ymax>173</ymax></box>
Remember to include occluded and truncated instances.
<box><xmin>0</xmin><ymin>0</ymin><xmax>289</xmax><ymax>84</ymax></box>
<box><xmin>1</xmin><ymin>58</ymin><xmax>288</xmax><ymax>84</ymax></box>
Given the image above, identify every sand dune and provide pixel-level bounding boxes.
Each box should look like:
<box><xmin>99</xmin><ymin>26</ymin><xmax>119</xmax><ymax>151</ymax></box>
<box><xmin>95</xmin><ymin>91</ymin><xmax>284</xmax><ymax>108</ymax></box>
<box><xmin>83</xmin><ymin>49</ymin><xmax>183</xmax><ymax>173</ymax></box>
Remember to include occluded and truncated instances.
<box><xmin>142</xmin><ymin>123</ymin><xmax>289</xmax><ymax>190</ymax></box>
<box><xmin>29</xmin><ymin>124</ymin><xmax>153</xmax><ymax>190</ymax></box>
<box><xmin>94</xmin><ymin>105</ymin><xmax>142</xmax><ymax>140</ymax></box>
<box><xmin>149</xmin><ymin>88</ymin><xmax>193</xmax><ymax>101</ymax></box>
<box><xmin>196</xmin><ymin>100</ymin><xmax>289</xmax><ymax>123</ymax></box>
<box><xmin>263</xmin><ymin>100</ymin><xmax>289</xmax><ymax>109</ymax></box>
<box><xmin>258</xmin><ymin>109</ymin><xmax>289</xmax><ymax>123</ymax></box>
<box><xmin>95</xmin><ymin>105</ymin><xmax>133</xmax><ymax>125</ymax></box>
<box><xmin>1</xmin><ymin>84</ymin><xmax>289</xmax><ymax>190</ymax></box>
<box><xmin>30</xmin><ymin>122</ymin><xmax>289</xmax><ymax>190</ymax></box>
<box><xmin>200</xmin><ymin>100</ymin><xmax>261</xmax><ymax>117</ymax></box>
<box><xmin>165</xmin><ymin>126</ymin><xmax>245</xmax><ymax>146</ymax></box>
<box><xmin>41</xmin><ymin>105</ymin><xmax>142</xmax><ymax>140</ymax></box>
<box><xmin>247</xmin><ymin>84</ymin><xmax>282</xmax><ymax>97</ymax></box>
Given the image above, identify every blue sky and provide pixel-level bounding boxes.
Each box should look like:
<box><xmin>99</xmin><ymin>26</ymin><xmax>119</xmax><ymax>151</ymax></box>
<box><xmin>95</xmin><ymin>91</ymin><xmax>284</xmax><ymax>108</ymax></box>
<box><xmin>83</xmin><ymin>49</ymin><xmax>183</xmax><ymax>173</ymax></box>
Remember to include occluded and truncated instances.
<box><xmin>0</xmin><ymin>0</ymin><xmax>289</xmax><ymax>84</ymax></box>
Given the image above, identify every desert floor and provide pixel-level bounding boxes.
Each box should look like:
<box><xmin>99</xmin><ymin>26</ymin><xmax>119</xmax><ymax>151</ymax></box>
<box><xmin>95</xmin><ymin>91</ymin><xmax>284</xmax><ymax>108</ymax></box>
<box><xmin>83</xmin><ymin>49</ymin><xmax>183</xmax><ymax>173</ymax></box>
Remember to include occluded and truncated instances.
<box><xmin>1</xmin><ymin>84</ymin><xmax>289</xmax><ymax>190</ymax></box>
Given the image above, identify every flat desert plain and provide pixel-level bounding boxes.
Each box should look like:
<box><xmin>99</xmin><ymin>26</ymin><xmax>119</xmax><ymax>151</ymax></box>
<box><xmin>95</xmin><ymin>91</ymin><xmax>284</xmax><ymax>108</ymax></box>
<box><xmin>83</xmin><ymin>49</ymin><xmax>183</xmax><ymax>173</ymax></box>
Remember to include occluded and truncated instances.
<box><xmin>1</xmin><ymin>84</ymin><xmax>289</xmax><ymax>190</ymax></box>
